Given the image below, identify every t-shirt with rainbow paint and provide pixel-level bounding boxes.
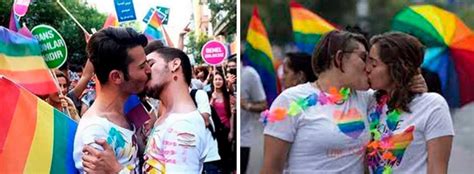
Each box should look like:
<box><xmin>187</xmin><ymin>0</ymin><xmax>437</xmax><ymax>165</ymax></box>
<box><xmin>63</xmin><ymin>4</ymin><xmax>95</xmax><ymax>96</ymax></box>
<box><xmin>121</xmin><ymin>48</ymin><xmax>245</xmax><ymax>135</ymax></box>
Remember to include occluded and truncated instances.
<box><xmin>73</xmin><ymin>116</ymin><xmax>140</xmax><ymax>173</ymax></box>
<box><xmin>366</xmin><ymin>93</ymin><xmax>454</xmax><ymax>173</ymax></box>
<box><xmin>263</xmin><ymin>82</ymin><xmax>373</xmax><ymax>173</ymax></box>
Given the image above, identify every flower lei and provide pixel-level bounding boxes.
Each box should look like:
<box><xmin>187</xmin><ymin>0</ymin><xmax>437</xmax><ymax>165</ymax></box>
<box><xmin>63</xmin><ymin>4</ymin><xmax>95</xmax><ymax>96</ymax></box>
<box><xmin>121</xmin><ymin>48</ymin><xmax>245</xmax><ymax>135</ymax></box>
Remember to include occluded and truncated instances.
<box><xmin>366</xmin><ymin>95</ymin><xmax>403</xmax><ymax>174</ymax></box>
<box><xmin>260</xmin><ymin>87</ymin><xmax>351</xmax><ymax>125</ymax></box>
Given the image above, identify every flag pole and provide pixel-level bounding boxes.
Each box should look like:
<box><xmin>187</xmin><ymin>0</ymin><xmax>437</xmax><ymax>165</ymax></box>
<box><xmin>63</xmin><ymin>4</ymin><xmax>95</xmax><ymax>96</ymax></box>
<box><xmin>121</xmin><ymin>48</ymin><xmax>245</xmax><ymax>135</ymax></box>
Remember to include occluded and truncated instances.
<box><xmin>56</xmin><ymin>0</ymin><xmax>90</xmax><ymax>35</ymax></box>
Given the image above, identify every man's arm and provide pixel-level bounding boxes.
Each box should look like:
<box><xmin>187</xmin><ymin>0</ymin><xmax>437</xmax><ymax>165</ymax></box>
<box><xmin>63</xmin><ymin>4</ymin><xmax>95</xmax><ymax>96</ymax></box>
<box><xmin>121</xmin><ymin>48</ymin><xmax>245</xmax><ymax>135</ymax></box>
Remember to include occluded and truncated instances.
<box><xmin>70</xmin><ymin>59</ymin><xmax>94</xmax><ymax>99</ymax></box>
<box><xmin>241</xmin><ymin>99</ymin><xmax>267</xmax><ymax>113</ymax></box>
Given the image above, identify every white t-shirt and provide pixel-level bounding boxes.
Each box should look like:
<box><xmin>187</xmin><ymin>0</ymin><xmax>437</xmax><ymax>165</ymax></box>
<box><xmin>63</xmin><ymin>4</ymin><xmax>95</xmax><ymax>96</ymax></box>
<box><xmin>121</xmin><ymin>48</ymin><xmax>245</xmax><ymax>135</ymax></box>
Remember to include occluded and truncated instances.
<box><xmin>73</xmin><ymin>116</ymin><xmax>139</xmax><ymax>173</ymax></box>
<box><xmin>143</xmin><ymin>110</ymin><xmax>210</xmax><ymax>173</ymax></box>
<box><xmin>264</xmin><ymin>82</ymin><xmax>372</xmax><ymax>173</ymax></box>
<box><xmin>367</xmin><ymin>93</ymin><xmax>454</xmax><ymax>173</ymax></box>
<box><xmin>191</xmin><ymin>78</ymin><xmax>204</xmax><ymax>89</ymax></box>
<box><xmin>189</xmin><ymin>88</ymin><xmax>220</xmax><ymax>162</ymax></box>
<box><xmin>240</xmin><ymin>66</ymin><xmax>266</xmax><ymax>147</ymax></box>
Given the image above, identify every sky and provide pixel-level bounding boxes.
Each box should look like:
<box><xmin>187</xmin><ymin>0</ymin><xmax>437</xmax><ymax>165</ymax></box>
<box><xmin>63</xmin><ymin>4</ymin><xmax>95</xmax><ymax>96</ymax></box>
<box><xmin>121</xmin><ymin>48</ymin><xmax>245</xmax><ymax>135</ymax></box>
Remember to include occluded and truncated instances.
<box><xmin>85</xmin><ymin>0</ymin><xmax>194</xmax><ymax>45</ymax></box>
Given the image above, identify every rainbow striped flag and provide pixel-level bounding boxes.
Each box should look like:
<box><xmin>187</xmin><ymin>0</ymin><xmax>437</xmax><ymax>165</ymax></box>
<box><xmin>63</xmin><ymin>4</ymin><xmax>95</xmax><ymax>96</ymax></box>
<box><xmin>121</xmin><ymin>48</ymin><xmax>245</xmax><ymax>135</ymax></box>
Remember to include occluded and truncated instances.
<box><xmin>0</xmin><ymin>26</ymin><xmax>57</xmax><ymax>95</ymax></box>
<box><xmin>0</xmin><ymin>76</ymin><xmax>78</xmax><ymax>173</ymax></box>
<box><xmin>244</xmin><ymin>6</ymin><xmax>278</xmax><ymax>104</ymax></box>
<box><xmin>102</xmin><ymin>13</ymin><xmax>119</xmax><ymax>28</ymax></box>
<box><xmin>124</xmin><ymin>95</ymin><xmax>149</xmax><ymax>129</ymax></box>
<box><xmin>144</xmin><ymin>11</ymin><xmax>165</xmax><ymax>42</ymax></box>
<box><xmin>290</xmin><ymin>0</ymin><xmax>336</xmax><ymax>54</ymax></box>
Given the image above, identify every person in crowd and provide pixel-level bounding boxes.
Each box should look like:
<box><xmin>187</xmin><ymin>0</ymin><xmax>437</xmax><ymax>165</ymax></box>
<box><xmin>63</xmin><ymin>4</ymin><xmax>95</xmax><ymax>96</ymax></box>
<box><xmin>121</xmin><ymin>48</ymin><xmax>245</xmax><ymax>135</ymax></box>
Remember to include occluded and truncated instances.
<box><xmin>73</xmin><ymin>27</ymin><xmax>151</xmax><ymax>173</ymax></box>
<box><xmin>282</xmin><ymin>52</ymin><xmax>317</xmax><ymax>89</ymax></box>
<box><xmin>240</xmin><ymin>55</ymin><xmax>267</xmax><ymax>174</ymax></box>
<box><xmin>365</xmin><ymin>32</ymin><xmax>454</xmax><ymax>173</ymax></box>
<box><xmin>261</xmin><ymin>30</ymin><xmax>372</xmax><ymax>173</ymax></box>
<box><xmin>45</xmin><ymin>70</ymin><xmax>80</xmax><ymax>121</ymax></box>
<box><xmin>210</xmin><ymin>71</ymin><xmax>236</xmax><ymax>173</ymax></box>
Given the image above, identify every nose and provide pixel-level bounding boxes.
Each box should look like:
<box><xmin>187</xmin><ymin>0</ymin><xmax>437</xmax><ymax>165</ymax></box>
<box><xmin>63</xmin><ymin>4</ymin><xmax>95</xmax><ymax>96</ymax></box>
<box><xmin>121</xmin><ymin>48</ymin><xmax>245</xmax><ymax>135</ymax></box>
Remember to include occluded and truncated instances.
<box><xmin>145</xmin><ymin>63</ymin><xmax>152</xmax><ymax>74</ymax></box>
<box><xmin>365</xmin><ymin>64</ymin><xmax>372</xmax><ymax>73</ymax></box>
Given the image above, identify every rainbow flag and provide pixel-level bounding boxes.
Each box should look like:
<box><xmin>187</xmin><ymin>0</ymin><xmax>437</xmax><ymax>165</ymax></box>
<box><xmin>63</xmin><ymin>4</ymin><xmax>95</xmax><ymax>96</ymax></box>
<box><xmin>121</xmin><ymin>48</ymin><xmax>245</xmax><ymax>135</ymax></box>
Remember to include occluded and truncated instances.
<box><xmin>0</xmin><ymin>76</ymin><xmax>78</xmax><ymax>173</ymax></box>
<box><xmin>290</xmin><ymin>0</ymin><xmax>336</xmax><ymax>54</ymax></box>
<box><xmin>102</xmin><ymin>13</ymin><xmax>119</xmax><ymax>28</ymax></box>
<box><xmin>124</xmin><ymin>95</ymin><xmax>149</xmax><ymax>129</ymax></box>
<box><xmin>244</xmin><ymin>6</ymin><xmax>278</xmax><ymax>104</ymax></box>
<box><xmin>0</xmin><ymin>26</ymin><xmax>58</xmax><ymax>95</ymax></box>
<box><xmin>389</xmin><ymin>125</ymin><xmax>414</xmax><ymax>163</ymax></box>
<box><xmin>144</xmin><ymin>11</ymin><xmax>165</xmax><ymax>42</ymax></box>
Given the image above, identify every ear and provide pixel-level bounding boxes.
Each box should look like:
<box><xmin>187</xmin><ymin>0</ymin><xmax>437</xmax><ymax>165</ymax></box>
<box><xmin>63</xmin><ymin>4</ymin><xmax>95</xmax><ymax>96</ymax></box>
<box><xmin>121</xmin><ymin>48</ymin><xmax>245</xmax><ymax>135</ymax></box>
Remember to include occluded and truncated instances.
<box><xmin>108</xmin><ymin>70</ymin><xmax>124</xmax><ymax>84</ymax></box>
<box><xmin>297</xmin><ymin>71</ymin><xmax>306</xmax><ymax>82</ymax></box>
<box><xmin>333</xmin><ymin>50</ymin><xmax>343</xmax><ymax>68</ymax></box>
<box><xmin>170</xmin><ymin>58</ymin><xmax>181</xmax><ymax>73</ymax></box>
<box><xmin>334</xmin><ymin>50</ymin><xmax>345</xmax><ymax>73</ymax></box>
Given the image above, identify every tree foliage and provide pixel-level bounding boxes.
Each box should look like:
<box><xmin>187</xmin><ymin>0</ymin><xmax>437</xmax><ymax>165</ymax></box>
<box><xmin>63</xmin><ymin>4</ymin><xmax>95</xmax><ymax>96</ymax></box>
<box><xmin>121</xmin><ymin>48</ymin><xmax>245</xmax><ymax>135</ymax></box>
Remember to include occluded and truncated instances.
<box><xmin>0</xmin><ymin>0</ymin><xmax>106</xmax><ymax>68</ymax></box>
<box><xmin>185</xmin><ymin>31</ymin><xmax>211</xmax><ymax>65</ymax></box>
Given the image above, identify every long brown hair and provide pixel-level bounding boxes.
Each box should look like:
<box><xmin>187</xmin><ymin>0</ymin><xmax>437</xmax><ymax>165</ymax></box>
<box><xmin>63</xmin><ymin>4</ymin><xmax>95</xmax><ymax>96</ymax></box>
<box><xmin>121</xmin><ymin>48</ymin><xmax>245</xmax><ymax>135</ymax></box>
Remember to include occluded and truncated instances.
<box><xmin>370</xmin><ymin>32</ymin><xmax>425</xmax><ymax>112</ymax></box>
<box><xmin>211</xmin><ymin>71</ymin><xmax>232</xmax><ymax>119</ymax></box>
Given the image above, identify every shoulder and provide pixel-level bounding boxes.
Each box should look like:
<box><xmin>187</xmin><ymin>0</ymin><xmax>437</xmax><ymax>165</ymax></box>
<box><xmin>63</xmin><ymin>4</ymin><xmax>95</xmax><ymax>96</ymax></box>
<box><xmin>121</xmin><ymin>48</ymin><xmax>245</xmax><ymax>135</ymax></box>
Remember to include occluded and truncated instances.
<box><xmin>76</xmin><ymin>116</ymin><xmax>109</xmax><ymax>133</ymax></box>
<box><xmin>414</xmin><ymin>92</ymin><xmax>448</xmax><ymax>108</ymax></box>
<box><xmin>271</xmin><ymin>83</ymin><xmax>313</xmax><ymax>107</ymax></box>
<box><xmin>279</xmin><ymin>83</ymin><xmax>313</xmax><ymax>99</ymax></box>
<box><xmin>242</xmin><ymin>66</ymin><xmax>259</xmax><ymax>77</ymax></box>
<box><xmin>195</xmin><ymin>89</ymin><xmax>208</xmax><ymax>98</ymax></box>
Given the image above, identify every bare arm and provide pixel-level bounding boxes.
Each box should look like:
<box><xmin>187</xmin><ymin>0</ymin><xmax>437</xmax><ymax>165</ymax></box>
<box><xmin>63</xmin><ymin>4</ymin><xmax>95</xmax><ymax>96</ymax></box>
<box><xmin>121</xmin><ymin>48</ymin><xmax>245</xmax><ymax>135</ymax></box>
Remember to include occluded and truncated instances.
<box><xmin>241</xmin><ymin>99</ymin><xmax>267</xmax><ymax>113</ymax></box>
<box><xmin>260</xmin><ymin>135</ymin><xmax>290</xmax><ymax>174</ymax></box>
<box><xmin>70</xmin><ymin>59</ymin><xmax>94</xmax><ymax>99</ymax></box>
<box><xmin>427</xmin><ymin>136</ymin><xmax>453</xmax><ymax>174</ymax></box>
<box><xmin>176</xmin><ymin>24</ymin><xmax>190</xmax><ymax>50</ymax></box>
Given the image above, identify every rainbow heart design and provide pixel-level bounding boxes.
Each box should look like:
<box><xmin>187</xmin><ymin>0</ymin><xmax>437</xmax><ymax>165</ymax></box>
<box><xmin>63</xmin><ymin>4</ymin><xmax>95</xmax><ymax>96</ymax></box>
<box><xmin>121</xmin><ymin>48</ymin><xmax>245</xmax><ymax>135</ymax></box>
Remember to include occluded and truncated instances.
<box><xmin>333</xmin><ymin>108</ymin><xmax>366</xmax><ymax>139</ymax></box>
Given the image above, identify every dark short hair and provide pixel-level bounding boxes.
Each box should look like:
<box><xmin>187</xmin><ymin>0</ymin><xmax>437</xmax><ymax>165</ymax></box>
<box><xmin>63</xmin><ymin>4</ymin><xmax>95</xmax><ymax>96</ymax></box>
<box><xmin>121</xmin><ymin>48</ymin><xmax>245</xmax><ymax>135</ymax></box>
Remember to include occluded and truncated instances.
<box><xmin>370</xmin><ymin>32</ymin><xmax>425</xmax><ymax>113</ymax></box>
<box><xmin>152</xmin><ymin>47</ymin><xmax>192</xmax><ymax>86</ymax></box>
<box><xmin>144</xmin><ymin>40</ymin><xmax>165</xmax><ymax>55</ymax></box>
<box><xmin>311</xmin><ymin>30</ymin><xmax>368</xmax><ymax>76</ymax></box>
<box><xmin>285</xmin><ymin>52</ymin><xmax>317</xmax><ymax>82</ymax></box>
<box><xmin>87</xmin><ymin>27</ymin><xmax>148</xmax><ymax>84</ymax></box>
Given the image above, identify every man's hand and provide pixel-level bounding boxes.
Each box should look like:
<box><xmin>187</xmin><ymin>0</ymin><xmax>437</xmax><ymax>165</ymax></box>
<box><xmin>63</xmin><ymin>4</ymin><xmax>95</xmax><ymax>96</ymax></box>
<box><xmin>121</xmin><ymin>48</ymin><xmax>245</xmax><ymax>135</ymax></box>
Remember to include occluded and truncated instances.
<box><xmin>227</xmin><ymin>74</ymin><xmax>236</xmax><ymax>85</ymax></box>
<box><xmin>179</xmin><ymin>23</ymin><xmax>191</xmax><ymax>37</ymax></box>
<box><xmin>82</xmin><ymin>139</ymin><xmax>122</xmax><ymax>174</ymax></box>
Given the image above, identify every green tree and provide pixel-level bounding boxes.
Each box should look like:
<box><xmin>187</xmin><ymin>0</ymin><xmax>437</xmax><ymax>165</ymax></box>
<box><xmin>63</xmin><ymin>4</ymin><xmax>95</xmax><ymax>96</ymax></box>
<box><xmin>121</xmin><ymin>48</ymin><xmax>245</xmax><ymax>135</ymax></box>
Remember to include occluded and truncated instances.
<box><xmin>0</xmin><ymin>0</ymin><xmax>106</xmax><ymax>68</ymax></box>
<box><xmin>209</xmin><ymin>0</ymin><xmax>236</xmax><ymax>37</ymax></box>
<box><xmin>185</xmin><ymin>31</ymin><xmax>211</xmax><ymax>64</ymax></box>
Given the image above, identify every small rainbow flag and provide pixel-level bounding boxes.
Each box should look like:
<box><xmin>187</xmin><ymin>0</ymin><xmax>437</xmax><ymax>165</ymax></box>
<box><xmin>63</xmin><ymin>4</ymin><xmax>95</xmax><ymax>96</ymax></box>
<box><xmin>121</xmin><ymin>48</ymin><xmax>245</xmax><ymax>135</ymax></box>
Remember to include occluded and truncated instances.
<box><xmin>290</xmin><ymin>0</ymin><xmax>336</xmax><ymax>54</ymax></box>
<box><xmin>0</xmin><ymin>26</ymin><xmax>57</xmax><ymax>95</ymax></box>
<box><xmin>0</xmin><ymin>76</ymin><xmax>78</xmax><ymax>173</ymax></box>
<box><xmin>102</xmin><ymin>13</ymin><xmax>119</xmax><ymax>29</ymax></box>
<box><xmin>244</xmin><ymin>6</ymin><xmax>278</xmax><ymax>105</ymax></box>
<box><xmin>389</xmin><ymin>125</ymin><xmax>415</xmax><ymax>162</ymax></box>
<box><xmin>124</xmin><ymin>95</ymin><xmax>150</xmax><ymax>129</ymax></box>
<box><xmin>144</xmin><ymin>11</ymin><xmax>165</xmax><ymax>42</ymax></box>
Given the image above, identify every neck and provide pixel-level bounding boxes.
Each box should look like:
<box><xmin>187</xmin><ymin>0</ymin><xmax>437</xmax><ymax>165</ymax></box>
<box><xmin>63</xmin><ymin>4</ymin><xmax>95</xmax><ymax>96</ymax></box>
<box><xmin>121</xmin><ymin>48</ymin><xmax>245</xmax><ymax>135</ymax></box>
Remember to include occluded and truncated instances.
<box><xmin>214</xmin><ymin>88</ymin><xmax>223</xmax><ymax>93</ymax></box>
<box><xmin>92</xmin><ymin>84</ymin><xmax>129</xmax><ymax>117</ymax></box>
<box><xmin>315</xmin><ymin>70</ymin><xmax>345</xmax><ymax>92</ymax></box>
<box><xmin>160</xmin><ymin>82</ymin><xmax>196</xmax><ymax>114</ymax></box>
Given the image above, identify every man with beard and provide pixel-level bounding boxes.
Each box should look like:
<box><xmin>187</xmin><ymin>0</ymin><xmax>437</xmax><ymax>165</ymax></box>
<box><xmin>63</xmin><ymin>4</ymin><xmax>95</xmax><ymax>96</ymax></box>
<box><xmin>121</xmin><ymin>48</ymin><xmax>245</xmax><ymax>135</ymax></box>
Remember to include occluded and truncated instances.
<box><xmin>142</xmin><ymin>47</ymin><xmax>210</xmax><ymax>173</ymax></box>
<box><xmin>73</xmin><ymin>27</ymin><xmax>151</xmax><ymax>173</ymax></box>
<box><xmin>82</xmin><ymin>47</ymin><xmax>211</xmax><ymax>173</ymax></box>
